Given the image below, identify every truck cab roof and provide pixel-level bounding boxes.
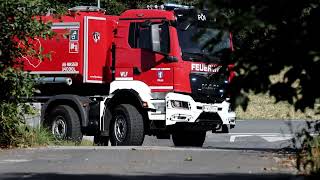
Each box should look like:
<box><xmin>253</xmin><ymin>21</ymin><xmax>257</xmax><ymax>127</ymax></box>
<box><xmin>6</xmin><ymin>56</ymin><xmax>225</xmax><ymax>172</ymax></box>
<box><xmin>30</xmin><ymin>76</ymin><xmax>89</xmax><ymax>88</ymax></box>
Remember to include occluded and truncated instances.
<box><xmin>119</xmin><ymin>9</ymin><xmax>176</xmax><ymax>21</ymax></box>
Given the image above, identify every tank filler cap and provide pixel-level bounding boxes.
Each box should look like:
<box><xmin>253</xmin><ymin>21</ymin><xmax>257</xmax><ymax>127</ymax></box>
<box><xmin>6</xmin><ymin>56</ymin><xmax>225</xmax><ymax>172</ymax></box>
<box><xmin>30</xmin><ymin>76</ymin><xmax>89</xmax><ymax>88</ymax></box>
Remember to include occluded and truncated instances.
<box><xmin>68</xmin><ymin>6</ymin><xmax>106</xmax><ymax>13</ymax></box>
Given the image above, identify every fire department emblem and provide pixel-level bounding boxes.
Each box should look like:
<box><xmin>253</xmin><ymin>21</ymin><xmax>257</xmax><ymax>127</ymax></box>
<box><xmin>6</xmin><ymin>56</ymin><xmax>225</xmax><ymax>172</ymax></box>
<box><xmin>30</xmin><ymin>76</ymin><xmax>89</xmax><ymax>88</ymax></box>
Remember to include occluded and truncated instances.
<box><xmin>93</xmin><ymin>32</ymin><xmax>101</xmax><ymax>43</ymax></box>
<box><xmin>157</xmin><ymin>71</ymin><xmax>164</xmax><ymax>79</ymax></box>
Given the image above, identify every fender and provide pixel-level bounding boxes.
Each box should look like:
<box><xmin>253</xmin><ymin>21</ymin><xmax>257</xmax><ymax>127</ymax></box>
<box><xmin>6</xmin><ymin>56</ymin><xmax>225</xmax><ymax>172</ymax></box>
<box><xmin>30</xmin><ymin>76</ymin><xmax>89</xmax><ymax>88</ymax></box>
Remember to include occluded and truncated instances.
<box><xmin>41</xmin><ymin>94</ymin><xmax>91</xmax><ymax>127</ymax></box>
<box><xmin>109</xmin><ymin>80</ymin><xmax>155</xmax><ymax>109</ymax></box>
<box><xmin>100</xmin><ymin>81</ymin><xmax>154</xmax><ymax>136</ymax></box>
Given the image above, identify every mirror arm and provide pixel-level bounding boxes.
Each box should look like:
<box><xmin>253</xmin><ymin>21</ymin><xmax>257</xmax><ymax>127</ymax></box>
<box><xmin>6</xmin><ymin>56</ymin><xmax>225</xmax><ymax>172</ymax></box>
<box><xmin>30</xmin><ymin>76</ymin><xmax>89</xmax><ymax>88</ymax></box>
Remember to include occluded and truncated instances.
<box><xmin>166</xmin><ymin>55</ymin><xmax>178</xmax><ymax>62</ymax></box>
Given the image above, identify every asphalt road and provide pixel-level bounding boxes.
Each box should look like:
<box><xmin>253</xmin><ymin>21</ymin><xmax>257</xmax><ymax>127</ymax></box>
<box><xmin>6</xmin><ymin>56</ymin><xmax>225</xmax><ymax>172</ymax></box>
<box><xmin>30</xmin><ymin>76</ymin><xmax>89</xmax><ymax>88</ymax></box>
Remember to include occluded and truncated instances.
<box><xmin>143</xmin><ymin>120</ymin><xmax>312</xmax><ymax>150</ymax></box>
<box><xmin>0</xmin><ymin>120</ymin><xmax>314</xmax><ymax>180</ymax></box>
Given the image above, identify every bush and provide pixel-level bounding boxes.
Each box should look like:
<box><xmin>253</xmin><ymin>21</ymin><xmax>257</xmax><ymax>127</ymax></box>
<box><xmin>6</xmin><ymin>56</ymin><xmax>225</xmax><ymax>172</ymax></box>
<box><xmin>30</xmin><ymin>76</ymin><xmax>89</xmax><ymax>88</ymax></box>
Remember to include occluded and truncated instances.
<box><xmin>0</xmin><ymin>67</ymin><xmax>35</xmax><ymax>148</ymax></box>
<box><xmin>0</xmin><ymin>0</ymin><xmax>62</xmax><ymax>148</ymax></box>
<box><xmin>17</xmin><ymin>126</ymin><xmax>55</xmax><ymax>147</ymax></box>
<box><xmin>293</xmin><ymin>121</ymin><xmax>320</xmax><ymax>175</ymax></box>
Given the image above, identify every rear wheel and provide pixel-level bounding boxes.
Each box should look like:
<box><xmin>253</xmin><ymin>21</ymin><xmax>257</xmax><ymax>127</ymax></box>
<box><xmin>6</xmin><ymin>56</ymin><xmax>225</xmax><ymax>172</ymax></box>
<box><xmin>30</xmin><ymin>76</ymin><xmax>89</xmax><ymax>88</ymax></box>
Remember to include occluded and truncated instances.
<box><xmin>110</xmin><ymin>104</ymin><xmax>144</xmax><ymax>146</ymax></box>
<box><xmin>46</xmin><ymin>105</ymin><xmax>83</xmax><ymax>141</ymax></box>
<box><xmin>172</xmin><ymin>131</ymin><xmax>206</xmax><ymax>147</ymax></box>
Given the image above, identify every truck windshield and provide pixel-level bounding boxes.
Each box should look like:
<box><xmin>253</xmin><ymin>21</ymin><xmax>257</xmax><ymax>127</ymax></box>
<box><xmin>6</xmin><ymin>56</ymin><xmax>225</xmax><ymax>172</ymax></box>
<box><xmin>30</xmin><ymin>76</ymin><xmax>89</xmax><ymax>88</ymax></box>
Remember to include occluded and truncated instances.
<box><xmin>177</xmin><ymin>23</ymin><xmax>231</xmax><ymax>63</ymax></box>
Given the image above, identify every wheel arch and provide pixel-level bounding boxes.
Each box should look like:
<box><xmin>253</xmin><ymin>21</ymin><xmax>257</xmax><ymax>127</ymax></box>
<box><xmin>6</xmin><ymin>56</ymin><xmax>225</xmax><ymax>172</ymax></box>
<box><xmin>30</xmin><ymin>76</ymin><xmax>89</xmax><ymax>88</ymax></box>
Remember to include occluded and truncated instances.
<box><xmin>109</xmin><ymin>80</ymin><xmax>153</xmax><ymax>108</ymax></box>
<box><xmin>42</xmin><ymin>95</ymin><xmax>91</xmax><ymax>128</ymax></box>
<box><xmin>106</xmin><ymin>89</ymin><xmax>144</xmax><ymax>110</ymax></box>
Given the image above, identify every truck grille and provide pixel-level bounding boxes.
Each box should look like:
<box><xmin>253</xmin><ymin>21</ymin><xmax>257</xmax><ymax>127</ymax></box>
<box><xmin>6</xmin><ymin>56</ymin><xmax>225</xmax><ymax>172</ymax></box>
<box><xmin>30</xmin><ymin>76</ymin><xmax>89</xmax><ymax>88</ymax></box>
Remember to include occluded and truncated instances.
<box><xmin>189</xmin><ymin>72</ymin><xmax>228</xmax><ymax>103</ymax></box>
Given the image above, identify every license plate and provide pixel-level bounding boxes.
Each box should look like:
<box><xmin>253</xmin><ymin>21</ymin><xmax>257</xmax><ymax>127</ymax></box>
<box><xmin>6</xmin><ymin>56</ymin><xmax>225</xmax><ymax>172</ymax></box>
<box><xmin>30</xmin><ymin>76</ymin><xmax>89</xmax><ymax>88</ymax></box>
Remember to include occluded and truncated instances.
<box><xmin>203</xmin><ymin>105</ymin><xmax>218</xmax><ymax>112</ymax></box>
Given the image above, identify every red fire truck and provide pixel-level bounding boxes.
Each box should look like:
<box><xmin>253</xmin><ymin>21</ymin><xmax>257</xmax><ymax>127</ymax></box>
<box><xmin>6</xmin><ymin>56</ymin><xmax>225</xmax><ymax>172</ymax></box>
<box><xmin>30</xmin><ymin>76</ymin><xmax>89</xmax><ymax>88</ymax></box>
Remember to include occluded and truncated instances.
<box><xmin>22</xmin><ymin>4</ymin><xmax>236</xmax><ymax>147</ymax></box>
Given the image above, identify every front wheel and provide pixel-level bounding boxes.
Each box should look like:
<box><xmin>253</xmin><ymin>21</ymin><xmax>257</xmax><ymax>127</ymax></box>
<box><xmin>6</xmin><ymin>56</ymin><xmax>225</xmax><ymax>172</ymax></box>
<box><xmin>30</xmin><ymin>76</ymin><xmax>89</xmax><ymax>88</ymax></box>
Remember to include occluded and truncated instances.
<box><xmin>172</xmin><ymin>131</ymin><xmax>206</xmax><ymax>147</ymax></box>
<box><xmin>110</xmin><ymin>104</ymin><xmax>144</xmax><ymax>146</ymax></box>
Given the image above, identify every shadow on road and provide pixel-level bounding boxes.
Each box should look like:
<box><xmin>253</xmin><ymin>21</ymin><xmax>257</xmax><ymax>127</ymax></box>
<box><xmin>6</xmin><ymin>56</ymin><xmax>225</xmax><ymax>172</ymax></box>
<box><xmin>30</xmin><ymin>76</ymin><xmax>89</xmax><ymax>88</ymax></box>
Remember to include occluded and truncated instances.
<box><xmin>0</xmin><ymin>173</ymin><xmax>315</xmax><ymax>180</ymax></box>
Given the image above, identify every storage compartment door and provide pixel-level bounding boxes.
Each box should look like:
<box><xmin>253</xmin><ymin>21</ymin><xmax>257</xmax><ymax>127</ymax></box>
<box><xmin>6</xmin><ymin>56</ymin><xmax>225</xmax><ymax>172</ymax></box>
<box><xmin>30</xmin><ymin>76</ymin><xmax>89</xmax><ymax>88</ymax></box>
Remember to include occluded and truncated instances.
<box><xmin>83</xmin><ymin>16</ymin><xmax>107</xmax><ymax>83</ymax></box>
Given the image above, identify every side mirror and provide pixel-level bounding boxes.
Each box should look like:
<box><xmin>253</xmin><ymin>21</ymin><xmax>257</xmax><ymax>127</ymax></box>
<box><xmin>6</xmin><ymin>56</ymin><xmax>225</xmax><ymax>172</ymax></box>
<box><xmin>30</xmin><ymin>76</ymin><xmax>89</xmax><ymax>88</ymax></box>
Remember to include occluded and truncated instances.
<box><xmin>151</xmin><ymin>23</ymin><xmax>170</xmax><ymax>54</ymax></box>
<box><xmin>151</xmin><ymin>24</ymin><xmax>161</xmax><ymax>52</ymax></box>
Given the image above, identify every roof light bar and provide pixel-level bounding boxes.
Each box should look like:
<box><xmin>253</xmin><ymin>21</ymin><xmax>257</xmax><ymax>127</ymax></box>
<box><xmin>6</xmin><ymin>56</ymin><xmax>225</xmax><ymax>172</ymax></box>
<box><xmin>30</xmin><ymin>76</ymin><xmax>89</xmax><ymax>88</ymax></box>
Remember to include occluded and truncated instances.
<box><xmin>163</xmin><ymin>3</ymin><xmax>194</xmax><ymax>10</ymax></box>
<box><xmin>146</xmin><ymin>3</ymin><xmax>193</xmax><ymax>10</ymax></box>
<box><xmin>68</xmin><ymin>6</ymin><xmax>105</xmax><ymax>12</ymax></box>
<box><xmin>147</xmin><ymin>4</ymin><xmax>165</xmax><ymax>10</ymax></box>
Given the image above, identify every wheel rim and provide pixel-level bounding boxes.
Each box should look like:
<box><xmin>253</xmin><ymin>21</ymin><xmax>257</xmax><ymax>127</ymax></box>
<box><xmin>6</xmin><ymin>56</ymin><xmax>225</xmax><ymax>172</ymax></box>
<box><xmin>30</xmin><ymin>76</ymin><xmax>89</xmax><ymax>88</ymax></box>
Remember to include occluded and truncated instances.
<box><xmin>52</xmin><ymin>116</ymin><xmax>67</xmax><ymax>138</ymax></box>
<box><xmin>114</xmin><ymin>114</ymin><xmax>127</xmax><ymax>143</ymax></box>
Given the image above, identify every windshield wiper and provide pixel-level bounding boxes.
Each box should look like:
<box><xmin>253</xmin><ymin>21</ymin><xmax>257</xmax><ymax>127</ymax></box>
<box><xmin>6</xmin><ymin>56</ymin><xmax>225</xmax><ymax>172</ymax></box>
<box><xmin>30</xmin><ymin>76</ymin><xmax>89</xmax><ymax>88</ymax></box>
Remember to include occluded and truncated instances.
<box><xmin>181</xmin><ymin>52</ymin><xmax>203</xmax><ymax>62</ymax></box>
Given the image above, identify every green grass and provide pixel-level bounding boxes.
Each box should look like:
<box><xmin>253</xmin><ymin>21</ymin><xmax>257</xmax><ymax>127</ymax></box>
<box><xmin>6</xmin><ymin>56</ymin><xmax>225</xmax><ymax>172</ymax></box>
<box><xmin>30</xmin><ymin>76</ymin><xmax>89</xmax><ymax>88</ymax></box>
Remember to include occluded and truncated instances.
<box><xmin>236</xmin><ymin>93</ymin><xmax>320</xmax><ymax>120</ymax></box>
<box><xmin>53</xmin><ymin>139</ymin><xmax>94</xmax><ymax>146</ymax></box>
<box><xmin>14</xmin><ymin>126</ymin><xmax>94</xmax><ymax>148</ymax></box>
<box><xmin>15</xmin><ymin>126</ymin><xmax>55</xmax><ymax>148</ymax></box>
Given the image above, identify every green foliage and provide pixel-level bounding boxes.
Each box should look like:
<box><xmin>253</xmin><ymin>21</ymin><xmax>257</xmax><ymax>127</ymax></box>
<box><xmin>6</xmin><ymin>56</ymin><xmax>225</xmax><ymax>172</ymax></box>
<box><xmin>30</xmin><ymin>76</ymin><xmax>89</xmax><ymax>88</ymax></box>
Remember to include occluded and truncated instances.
<box><xmin>57</xmin><ymin>0</ymin><xmax>199</xmax><ymax>15</ymax></box>
<box><xmin>0</xmin><ymin>0</ymin><xmax>64</xmax><ymax>148</ymax></box>
<box><xmin>204</xmin><ymin>1</ymin><xmax>320</xmax><ymax>174</ymax></box>
<box><xmin>2</xmin><ymin>123</ymin><xmax>92</xmax><ymax>148</ymax></box>
<box><xmin>203</xmin><ymin>0</ymin><xmax>320</xmax><ymax>113</ymax></box>
<box><xmin>293</xmin><ymin>121</ymin><xmax>320</xmax><ymax>175</ymax></box>
<box><xmin>18</xmin><ymin>126</ymin><xmax>55</xmax><ymax>147</ymax></box>
<box><xmin>56</xmin><ymin>0</ymin><xmax>127</xmax><ymax>15</ymax></box>
<box><xmin>0</xmin><ymin>0</ymin><xmax>63</xmax><ymax>65</ymax></box>
<box><xmin>63</xmin><ymin>0</ymin><xmax>162</xmax><ymax>15</ymax></box>
<box><xmin>0</xmin><ymin>67</ymin><xmax>36</xmax><ymax>147</ymax></box>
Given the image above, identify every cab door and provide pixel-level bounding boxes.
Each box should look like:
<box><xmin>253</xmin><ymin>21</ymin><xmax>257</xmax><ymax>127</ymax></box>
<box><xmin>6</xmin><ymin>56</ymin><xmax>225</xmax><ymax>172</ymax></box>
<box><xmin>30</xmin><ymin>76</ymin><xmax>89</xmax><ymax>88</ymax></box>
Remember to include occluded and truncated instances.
<box><xmin>128</xmin><ymin>21</ymin><xmax>174</xmax><ymax>92</ymax></box>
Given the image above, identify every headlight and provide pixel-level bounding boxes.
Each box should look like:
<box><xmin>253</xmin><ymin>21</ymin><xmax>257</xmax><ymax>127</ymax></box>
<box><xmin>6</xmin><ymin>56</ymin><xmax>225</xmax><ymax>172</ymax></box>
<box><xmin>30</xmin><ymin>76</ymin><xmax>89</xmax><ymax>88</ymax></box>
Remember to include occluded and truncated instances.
<box><xmin>169</xmin><ymin>100</ymin><xmax>190</xmax><ymax>110</ymax></box>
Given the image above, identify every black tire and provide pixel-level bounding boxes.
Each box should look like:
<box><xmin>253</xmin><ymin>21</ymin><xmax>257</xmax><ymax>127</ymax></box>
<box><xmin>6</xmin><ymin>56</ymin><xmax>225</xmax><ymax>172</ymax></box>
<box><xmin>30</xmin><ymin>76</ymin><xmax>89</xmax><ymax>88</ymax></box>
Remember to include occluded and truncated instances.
<box><xmin>46</xmin><ymin>105</ymin><xmax>83</xmax><ymax>141</ymax></box>
<box><xmin>172</xmin><ymin>131</ymin><xmax>206</xmax><ymax>147</ymax></box>
<box><xmin>94</xmin><ymin>136</ymin><xmax>109</xmax><ymax>146</ymax></box>
<box><xmin>110</xmin><ymin>104</ymin><xmax>144</xmax><ymax>146</ymax></box>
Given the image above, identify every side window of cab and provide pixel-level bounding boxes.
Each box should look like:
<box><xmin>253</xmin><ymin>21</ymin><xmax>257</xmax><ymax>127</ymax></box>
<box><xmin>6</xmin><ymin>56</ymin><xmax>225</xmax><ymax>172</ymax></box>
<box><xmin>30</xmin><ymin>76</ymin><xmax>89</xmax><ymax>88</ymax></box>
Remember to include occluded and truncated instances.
<box><xmin>128</xmin><ymin>21</ymin><xmax>170</xmax><ymax>54</ymax></box>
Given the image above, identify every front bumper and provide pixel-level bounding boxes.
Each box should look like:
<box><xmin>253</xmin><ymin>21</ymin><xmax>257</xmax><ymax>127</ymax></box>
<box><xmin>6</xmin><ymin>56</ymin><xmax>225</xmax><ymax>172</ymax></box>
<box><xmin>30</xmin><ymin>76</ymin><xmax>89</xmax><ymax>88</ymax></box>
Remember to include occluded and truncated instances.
<box><xmin>149</xmin><ymin>92</ymin><xmax>236</xmax><ymax>126</ymax></box>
